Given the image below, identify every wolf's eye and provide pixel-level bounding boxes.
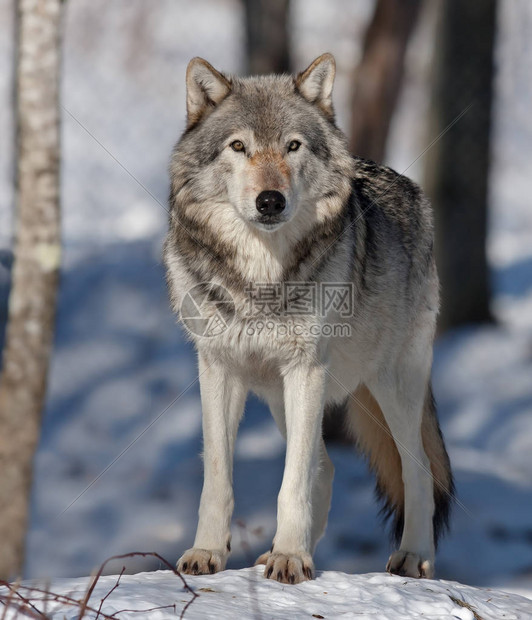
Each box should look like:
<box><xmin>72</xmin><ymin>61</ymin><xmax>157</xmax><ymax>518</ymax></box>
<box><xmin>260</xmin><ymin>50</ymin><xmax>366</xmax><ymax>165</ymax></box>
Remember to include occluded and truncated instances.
<box><xmin>288</xmin><ymin>140</ymin><xmax>301</xmax><ymax>152</ymax></box>
<box><xmin>230</xmin><ymin>140</ymin><xmax>245</xmax><ymax>153</ymax></box>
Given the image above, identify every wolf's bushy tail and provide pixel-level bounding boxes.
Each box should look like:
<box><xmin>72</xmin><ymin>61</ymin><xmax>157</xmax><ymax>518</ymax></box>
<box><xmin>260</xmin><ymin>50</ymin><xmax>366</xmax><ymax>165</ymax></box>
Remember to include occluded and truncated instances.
<box><xmin>345</xmin><ymin>383</ymin><xmax>454</xmax><ymax>546</ymax></box>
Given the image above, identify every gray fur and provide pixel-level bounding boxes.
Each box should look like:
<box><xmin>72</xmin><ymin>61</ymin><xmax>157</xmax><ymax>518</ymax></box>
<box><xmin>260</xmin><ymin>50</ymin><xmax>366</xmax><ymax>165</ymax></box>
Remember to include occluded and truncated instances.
<box><xmin>164</xmin><ymin>54</ymin><xmax>453</xmax><ymax>583</ymax></box>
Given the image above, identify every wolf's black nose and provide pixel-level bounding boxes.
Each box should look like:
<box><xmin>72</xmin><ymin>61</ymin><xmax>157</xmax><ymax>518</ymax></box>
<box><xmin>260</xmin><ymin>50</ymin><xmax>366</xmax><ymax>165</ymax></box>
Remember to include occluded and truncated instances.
<box><xmin>256</xmin><ymin>190</ymin><xmax>286</xmax><ymax>216</ymax></box>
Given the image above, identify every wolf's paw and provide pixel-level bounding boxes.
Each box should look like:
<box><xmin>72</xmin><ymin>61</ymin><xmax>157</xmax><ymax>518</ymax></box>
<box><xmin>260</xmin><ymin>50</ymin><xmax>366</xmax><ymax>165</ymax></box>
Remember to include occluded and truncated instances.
<box><xmin>177</xmin><ymin>548</ymin><xmax>226</xmax><ymax>575</ymax></box>
<box><xmin>263</xmin><ymin>552</ymin><xmax>314</xmax><ymax>584</ymax></box>
<box><xmin>254</xmin><ymin>550</ymin><xmax>270</xmax><ymax>566</ymax></box>
<box><xmin>386</xmin><ymin>550</ymin><xmax>434</xmax><ymax>579</ymax></box>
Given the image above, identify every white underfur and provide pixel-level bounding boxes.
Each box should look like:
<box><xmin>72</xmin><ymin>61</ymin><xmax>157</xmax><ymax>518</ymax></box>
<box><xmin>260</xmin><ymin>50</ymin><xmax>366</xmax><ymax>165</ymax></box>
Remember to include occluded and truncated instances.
<box><xmin>174</xmin><ymin>54</ymin><xmax>439</xmax><ymax>581</ymax></box>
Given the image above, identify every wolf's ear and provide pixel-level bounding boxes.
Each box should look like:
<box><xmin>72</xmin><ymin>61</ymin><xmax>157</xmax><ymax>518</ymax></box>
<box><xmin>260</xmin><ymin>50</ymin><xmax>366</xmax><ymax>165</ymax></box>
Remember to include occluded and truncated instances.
<box><xmin>186</xmin><ymin>57</ymin><xmax>232</xmax><ymax>128</ymax></box>
<box><xmin>295</xmin><ymin>53</ymin><xmax>336</xmax><ymax>120</ymax></box>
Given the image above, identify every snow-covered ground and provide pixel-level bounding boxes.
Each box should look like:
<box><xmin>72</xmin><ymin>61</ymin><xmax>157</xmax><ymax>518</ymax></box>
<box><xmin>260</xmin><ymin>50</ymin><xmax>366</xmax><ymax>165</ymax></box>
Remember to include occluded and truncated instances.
<box><xmin>2</xmin><ymin>567</ymin><xmax>532</xmax><ymax>619</ymax></box>
<box><xmin>1</xmin><ymin>0</ymin><xmax>532</xmax><ymax>614</ymax></box>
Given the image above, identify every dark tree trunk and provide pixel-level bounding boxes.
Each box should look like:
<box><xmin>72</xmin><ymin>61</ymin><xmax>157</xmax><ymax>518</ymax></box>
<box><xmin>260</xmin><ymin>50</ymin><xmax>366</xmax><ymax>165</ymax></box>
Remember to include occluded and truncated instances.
<box><xmin>426</xmin><ymin>0</ymin><xmax>496</xmax><ymax>331</ymax></box>
<box><xmin>0</xmin><ymin>0</ymin><xmax>63</xmax><ymax>579</ymax></box>
<box><xmin>243</xmin><ymin>0</ymin><xmax>291</xmax><ymax>75</ymax></box>
<box><xmin>349</xmin><ymin>0</ymin><xmax>422</xmax><ymax>162</ymax></box>
<box><xmin>325</xmin><ymin>1</ymin><xmax>421</xmax><ymax>445</ymax></box>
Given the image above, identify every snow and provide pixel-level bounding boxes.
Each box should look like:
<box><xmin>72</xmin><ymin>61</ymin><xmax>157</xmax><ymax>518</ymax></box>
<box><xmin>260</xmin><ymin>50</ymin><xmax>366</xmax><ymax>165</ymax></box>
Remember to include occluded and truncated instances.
<box><xmin>2</xmin><ymin>567</ymin><xmax>532</xmax><ymax>619</ymax></box>
<box><xmin>1</xmin><ymin>0</ymin><xmax>532</xmax><ymax>615</ymax></box>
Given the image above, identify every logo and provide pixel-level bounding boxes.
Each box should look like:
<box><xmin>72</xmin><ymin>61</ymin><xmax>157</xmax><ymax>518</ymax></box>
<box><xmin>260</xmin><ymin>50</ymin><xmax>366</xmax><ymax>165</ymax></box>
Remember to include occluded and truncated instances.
<box><xmin>180</xmin><ymin>283</ymin><xmax>235</xmax><ymax>338</ymax></box>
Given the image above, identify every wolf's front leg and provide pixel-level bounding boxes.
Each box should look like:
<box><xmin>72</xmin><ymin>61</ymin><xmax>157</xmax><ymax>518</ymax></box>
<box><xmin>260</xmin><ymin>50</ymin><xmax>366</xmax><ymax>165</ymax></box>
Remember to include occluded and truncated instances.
<box><xmin>266</xmin><ymin>363</ymin><xmax>326</xmax><ymax>584</ymax></box>
<box><xmin>177</xmin><ymin>352</ymin><xmax>247</xmax><ymax>575</ymax></box>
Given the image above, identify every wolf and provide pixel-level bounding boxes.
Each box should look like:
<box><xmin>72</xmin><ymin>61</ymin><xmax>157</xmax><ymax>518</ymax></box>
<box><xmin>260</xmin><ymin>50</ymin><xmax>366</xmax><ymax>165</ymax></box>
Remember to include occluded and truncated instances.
<box><xmin>164</xmin><ymin>53</ymin><xmax>454</xmax><ymax>584</ymax></box>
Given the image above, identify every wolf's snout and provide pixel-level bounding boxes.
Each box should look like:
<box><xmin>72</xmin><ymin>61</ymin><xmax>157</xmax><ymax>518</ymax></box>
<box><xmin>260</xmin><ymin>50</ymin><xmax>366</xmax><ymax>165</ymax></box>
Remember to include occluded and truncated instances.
<box><xmin>256</xmin><ymin>190</ymin><xmax>286</xmax><ymax>216</ymax></box>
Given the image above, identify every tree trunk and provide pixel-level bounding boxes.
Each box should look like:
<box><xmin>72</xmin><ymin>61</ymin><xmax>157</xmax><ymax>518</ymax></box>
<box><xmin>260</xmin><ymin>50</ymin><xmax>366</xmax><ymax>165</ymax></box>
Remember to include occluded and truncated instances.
<box><xmin>425</xmin><ymin>0</ymin><xmax>496</xmax><ymax>331</ymax></box>
<box><xmin>0</xmin><ymin>0</ymin><xmax>63</xmax><ymax>579</ymax></box>
<box><xmin>243</xmin><ymin>0</ymin><xmax>291</xmax><ymax>75</ymax></box>
<box><xmin>325</xmin><ymin>0</ymin><xmax>421</xmax><ymax>445</ymax></box>
<box><xmin>349</xmin><ymin>0</ymin><xmax>422</xmax><ymax>162</ymax></box>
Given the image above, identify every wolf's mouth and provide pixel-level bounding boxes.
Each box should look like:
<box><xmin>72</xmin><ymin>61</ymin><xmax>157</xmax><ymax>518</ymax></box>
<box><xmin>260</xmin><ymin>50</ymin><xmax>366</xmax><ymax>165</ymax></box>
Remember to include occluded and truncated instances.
<box><xmin>252</xmin><ymin>214</ymin><xmax>287</xmax><ymax>230</ymax></box>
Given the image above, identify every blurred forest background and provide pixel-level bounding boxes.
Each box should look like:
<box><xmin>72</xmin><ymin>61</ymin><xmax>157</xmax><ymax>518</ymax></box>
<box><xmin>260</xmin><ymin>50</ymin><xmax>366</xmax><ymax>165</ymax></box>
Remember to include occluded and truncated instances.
<box><xmin>0</xmin><ymin>0</ymin><xmax>531</xmax><ymax>598</ymax></box>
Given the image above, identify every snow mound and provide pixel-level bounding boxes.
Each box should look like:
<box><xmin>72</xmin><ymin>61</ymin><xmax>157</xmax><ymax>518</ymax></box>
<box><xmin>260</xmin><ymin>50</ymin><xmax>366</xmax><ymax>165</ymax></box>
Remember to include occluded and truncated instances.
<box><xmin>2</xmin><ymin>567</ymin><xmax>531</xmax><ymax>619</ymax></box>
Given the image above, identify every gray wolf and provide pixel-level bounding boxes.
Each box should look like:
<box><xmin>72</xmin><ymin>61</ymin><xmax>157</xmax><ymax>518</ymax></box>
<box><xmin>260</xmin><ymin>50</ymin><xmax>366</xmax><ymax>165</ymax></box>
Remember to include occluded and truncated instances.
<box><xmin>164</xmin><ymin>53</ymin><xmax>453</xmax><ymax>584</ymax></box>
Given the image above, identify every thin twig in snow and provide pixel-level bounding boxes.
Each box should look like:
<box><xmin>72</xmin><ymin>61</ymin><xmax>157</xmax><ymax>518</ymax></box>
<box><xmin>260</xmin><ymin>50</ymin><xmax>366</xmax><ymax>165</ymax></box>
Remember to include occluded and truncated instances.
<box><xmin>77</xmin><ymin>551</ymin><xmax>198</xmax><ymax>619</ymax></box>
<box><xmin>109</xmin><ymin>603</ymin><xmax>178</xmax><ymax>617</ymax></box>
<box><xmin>0</xmin><ymin>581</ymin><xmax>48</xmax><ymax>619</ymax></box>
<box><xmin>0</xmin><ymin>550</ymin><xmax>199</xmax><ymax>619</ymax></box>
<box><xmin>95</xmin><ymin>567</ymin><xmax>125</xmax><ymax>619</ymax></box>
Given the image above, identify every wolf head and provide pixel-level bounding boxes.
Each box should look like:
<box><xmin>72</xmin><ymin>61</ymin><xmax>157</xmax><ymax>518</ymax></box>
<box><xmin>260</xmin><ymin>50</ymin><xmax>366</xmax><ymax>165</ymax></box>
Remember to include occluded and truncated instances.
<box><xmin>170</xmin><ymin>54</ymin><xmax>353</xmax><ymax>234</ymax></box>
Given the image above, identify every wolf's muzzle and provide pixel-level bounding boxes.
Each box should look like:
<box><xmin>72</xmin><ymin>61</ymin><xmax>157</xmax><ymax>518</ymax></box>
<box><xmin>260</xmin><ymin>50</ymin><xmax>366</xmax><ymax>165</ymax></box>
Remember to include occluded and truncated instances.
<box><xmin>256</xmin><ymin>190</ymin><xmax>286</xmax><ymax>216</ymax></box>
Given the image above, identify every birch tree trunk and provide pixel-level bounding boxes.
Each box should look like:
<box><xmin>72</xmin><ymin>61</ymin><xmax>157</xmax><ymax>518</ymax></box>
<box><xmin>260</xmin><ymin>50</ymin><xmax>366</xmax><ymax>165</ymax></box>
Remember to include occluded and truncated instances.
<box><xmin>0</xmin><ymin>0</ymin><xmax>63</xmax><ymax>579</ymax></box>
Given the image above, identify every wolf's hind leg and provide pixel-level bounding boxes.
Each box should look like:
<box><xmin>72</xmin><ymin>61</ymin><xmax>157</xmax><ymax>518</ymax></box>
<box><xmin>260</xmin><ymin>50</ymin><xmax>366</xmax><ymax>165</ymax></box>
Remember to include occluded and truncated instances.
<box><xmin>348</xmin><ymin>380</ymin><xmax>453</xmax><ymax>578</ymax></box>
<box><xmin>368</xmin><ymin>370</ymin><xmax>436</xmax><ymax>578</ymax></box>
<box><xmin>360</xmin><ymin>326</ymin><xmax>453</xmax><ymax>578</ymax></box>
<box><xmin>177</xmin><ymin>353</ymin><xmax>247</xmax><ymax>575</ymax></box>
